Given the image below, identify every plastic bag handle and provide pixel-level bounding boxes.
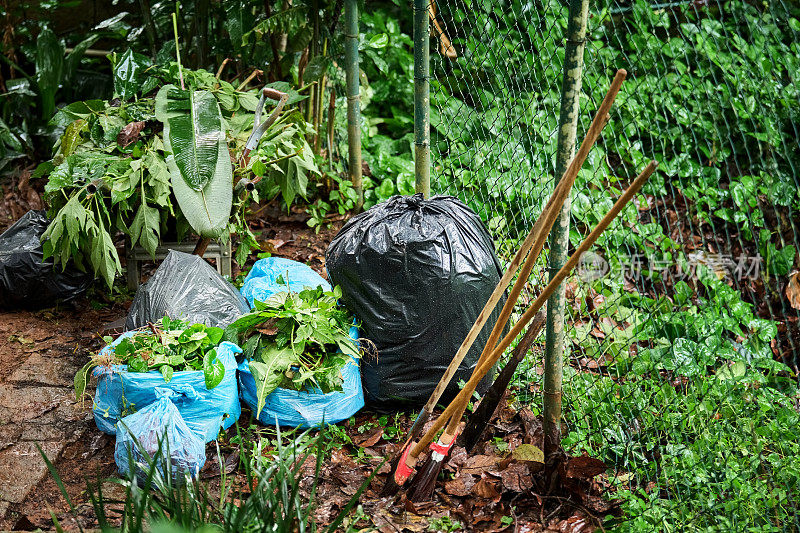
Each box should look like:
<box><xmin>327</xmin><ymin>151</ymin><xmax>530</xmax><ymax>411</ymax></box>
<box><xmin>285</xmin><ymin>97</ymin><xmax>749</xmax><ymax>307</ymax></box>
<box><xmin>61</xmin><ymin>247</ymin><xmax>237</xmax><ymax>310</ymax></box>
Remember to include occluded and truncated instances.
<box><xmin>155</xmin><ymin>385</ymin><xmax>201</xmax><ymax>402</ymax></box>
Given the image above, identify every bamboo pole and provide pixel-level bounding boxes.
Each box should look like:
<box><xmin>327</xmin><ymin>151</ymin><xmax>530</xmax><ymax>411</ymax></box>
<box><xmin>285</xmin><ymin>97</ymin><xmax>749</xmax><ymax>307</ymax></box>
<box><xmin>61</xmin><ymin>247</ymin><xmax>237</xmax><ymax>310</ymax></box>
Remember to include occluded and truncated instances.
<box><xmin>414</xmin><ymin>0</ymin><xmax>431</xmax><ymax>197</ymax></box>
<box><xmin>344</xmin><ymin>0</ymin><xmax>363</xmax><ymax>209</ymax></box>
<box><xmin>544</xmin><ymin>0</ymin><xmax>590</xmax><ymax>462</ymax></box>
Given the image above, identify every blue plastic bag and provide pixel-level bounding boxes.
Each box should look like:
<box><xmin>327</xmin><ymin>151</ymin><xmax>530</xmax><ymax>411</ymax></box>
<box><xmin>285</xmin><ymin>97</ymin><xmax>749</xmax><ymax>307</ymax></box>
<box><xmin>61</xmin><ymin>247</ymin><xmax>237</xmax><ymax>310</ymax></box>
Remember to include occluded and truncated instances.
<box><xmin>115</xmin><ymin>387</ymin><xmax>206</xmax><ymax>484</ymax></box>
<box><xmin>93</xmin><ymin>332</ymin><xmax>242</xmax><ymax>442</ymax></box>
<box><xmin>240</xmin><ymin>256</ymin><xmax>329</xmax><ymax>307</ymax></box>
<box><xmin>237</xmin><ymin>257</ymin><xmax>364</xmax><ymax>427</ymax></box>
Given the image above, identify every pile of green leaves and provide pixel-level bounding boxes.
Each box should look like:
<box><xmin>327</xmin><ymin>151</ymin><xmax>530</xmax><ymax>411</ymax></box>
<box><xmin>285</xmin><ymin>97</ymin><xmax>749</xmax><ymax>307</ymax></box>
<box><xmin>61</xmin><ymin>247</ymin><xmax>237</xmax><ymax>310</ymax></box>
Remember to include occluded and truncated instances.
<box><xmin>37</xmin><ymin>54</ymin><xmax>319</xmax><ymax>287</ymax></box>
<box><xmin>74</xmin><ymin>316</ymin><xmax>227</xmax><ymax>401</ymax></box>
<box><xmin>225</xmin><ymin>283</ymin><xmax>359</xmax><ymax>417</ymax></box>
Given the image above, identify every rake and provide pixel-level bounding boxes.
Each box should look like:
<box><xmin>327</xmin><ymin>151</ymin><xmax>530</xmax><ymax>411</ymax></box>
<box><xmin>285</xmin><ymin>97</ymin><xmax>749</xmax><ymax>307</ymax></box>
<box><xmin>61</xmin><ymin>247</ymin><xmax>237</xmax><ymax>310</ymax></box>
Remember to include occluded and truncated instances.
<box><xmin>380</xmin><ymin>68</ymin><xmax>628</xmax><ymax>497</ymax></box>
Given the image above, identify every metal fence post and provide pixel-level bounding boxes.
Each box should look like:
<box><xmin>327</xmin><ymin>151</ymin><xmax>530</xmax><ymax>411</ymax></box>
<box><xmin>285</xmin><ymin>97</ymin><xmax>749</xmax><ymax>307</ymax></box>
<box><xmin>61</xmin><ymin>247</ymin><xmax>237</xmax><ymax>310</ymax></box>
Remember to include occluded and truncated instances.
<box><xmin>543</xmin><ymin>0</ymin><xmax>590</xmax><ymax>460</ymax></box>
<box><xmin>413</xmin><ymin>0</ymin><xmax>431</xmax><ymax>197</ymax></box>
<box><xmin>344</xmin><ymin>0</ymin><xmax>363</xmax><ymax>209</ymax></box>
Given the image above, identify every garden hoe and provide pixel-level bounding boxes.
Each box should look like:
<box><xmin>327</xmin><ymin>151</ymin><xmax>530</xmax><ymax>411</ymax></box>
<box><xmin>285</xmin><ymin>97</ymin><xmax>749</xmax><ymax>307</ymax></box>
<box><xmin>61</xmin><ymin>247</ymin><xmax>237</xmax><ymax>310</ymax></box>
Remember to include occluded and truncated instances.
<box><xmin>380</xmin><ymin>68</ymin><xmax>628</xmax><ymax>497</ymax></box>
<box><xmin>405</xmin><ymin>159</ymin><xmax>659</xmax><ymax>502</ymax></box>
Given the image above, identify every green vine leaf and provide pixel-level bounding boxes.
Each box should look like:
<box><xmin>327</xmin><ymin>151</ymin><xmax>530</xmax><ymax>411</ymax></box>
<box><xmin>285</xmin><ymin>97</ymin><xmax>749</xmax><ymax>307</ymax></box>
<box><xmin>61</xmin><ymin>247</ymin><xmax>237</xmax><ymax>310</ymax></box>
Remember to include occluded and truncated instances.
<box><xmin>203</xmin><ymin>350</ymin><xmax>225</xmax><ymax>390</ymax></box>
<box><xmin>55</xmin><ymin>119</ymin><xmax>87</xmax><ymax>163</ymax></box>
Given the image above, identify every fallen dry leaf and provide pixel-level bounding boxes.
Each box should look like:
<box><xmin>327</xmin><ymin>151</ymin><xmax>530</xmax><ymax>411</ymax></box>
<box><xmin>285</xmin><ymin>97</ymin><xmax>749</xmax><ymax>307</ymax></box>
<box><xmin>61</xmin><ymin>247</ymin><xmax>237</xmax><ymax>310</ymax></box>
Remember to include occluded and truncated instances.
<box><xmin>473</xmin><ymin>477</ymin><xmax>502</xmax><ymax>501</ymax></box>
<box><xmin>512</xmin><ymin>443</ymin><xmax>544</xmax><ymax>463</ymax></box>
<box><xmin>201</xmin><ymin>448</ymin><xmax>239</xmax><ymax>479</ymax></box>
<box><xmin>264</xmin><ymin>238</ymin><xmax>289</xmax><ymax>252</ymax></box>
<box><xmin>445</xmin><ymin>446</ymin><xmax>468</xmax><ymax>471</ymax></box>
<box><xmin>589</xmin><ymin>327</ymin><xmax>606</xmax><ymax>340</ymax></box>
<box><xmin>444</xmin><ymin>471</ymin><xmax>476</xmax><ymax>497</ymax></box>
<box><xmin>462</xmin><ymin>454</ymin><xmax>499</xmax><ymax>475</ymax></box>
<box><xmin>786</xmin><ymin>272</ymin><xmax>800</xmax><ymax>310</ymax></box>
<box><xmin>565</xmin><ymin>455</ymin><xmax>607</xmax><ymax>479</ymax></box>
<box><xmin>500</xmin><ymin>462</ymin><xmax>533</xmax><ymax>493</ymax></box>
<box><xmin>355</xmin><ymin>426</ymin><xmax>383</xmax><ymax>447</ymax></box>
<box><xmin>549</xmin><ymin>516</ymin><xmax>594</xmax><ymax>533</ymax></box>
<box><xmin>117</xmin><ymin>121</ymin><xmax>145</xmax><ymax>147</ymax></box>
<box><xmin>518</xmin><ymin>407</ymin><xmax>543</xmax><ymax>443</ymax></box>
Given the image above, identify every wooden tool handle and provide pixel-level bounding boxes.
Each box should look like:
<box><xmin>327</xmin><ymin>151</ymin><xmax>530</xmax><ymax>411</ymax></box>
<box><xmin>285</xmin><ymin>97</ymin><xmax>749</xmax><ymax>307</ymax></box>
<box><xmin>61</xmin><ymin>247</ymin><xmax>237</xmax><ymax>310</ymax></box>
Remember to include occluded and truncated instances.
<box><xmin>461</xmin><ymin>309</ymin><xmax>547</xmax><ymax>453</ymax></box>
<box><xmin>262</xmin><ymin>87</ymin><xmax>288</xmax><ymax>102</ymax></box>
<box><xmin>464</xmin><ymin>69</ymin><xmax>627</xmax><ymax>400</ymax></box>
<box><xmin>412</xmin><ymin>160</ymin><xmax>658</xmax><ymax>456</ymax></box>
<box><xmin>415</xmin><ymin>69</ymin><xmax>628</xmax><ymax>426</ymax></box>
<box><xmin>434</xmin><ymin>69</ymin><xmax>628</xmax><ymax>441</ymax></box>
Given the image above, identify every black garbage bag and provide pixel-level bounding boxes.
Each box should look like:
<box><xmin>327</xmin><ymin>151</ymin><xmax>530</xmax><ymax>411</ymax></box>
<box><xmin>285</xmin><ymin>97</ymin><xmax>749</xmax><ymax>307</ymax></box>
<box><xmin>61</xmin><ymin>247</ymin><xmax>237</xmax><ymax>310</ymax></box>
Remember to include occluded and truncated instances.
<box><xmin>125</xmin><ymin>250</ymin><xmax>249</xmax><ymax>330</ymax></box>
<box><xmin>326</xmin><ymin>194</ymin><xmax>506</xmax><ymax>411</ymax></box>
<box><xmin>0</xmin><ymin>210</ymin><xmax>91</xmax><ymax>309</ymax></box>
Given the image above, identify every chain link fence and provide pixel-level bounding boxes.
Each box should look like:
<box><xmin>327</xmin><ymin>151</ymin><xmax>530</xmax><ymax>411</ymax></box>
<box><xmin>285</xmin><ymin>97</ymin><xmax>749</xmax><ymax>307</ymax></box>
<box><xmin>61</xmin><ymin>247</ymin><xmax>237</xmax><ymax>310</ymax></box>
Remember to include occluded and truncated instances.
<box><xmin>426</xmin><ymin>0</ymin><xmax>800</xmax><ymax>528</ymax></box>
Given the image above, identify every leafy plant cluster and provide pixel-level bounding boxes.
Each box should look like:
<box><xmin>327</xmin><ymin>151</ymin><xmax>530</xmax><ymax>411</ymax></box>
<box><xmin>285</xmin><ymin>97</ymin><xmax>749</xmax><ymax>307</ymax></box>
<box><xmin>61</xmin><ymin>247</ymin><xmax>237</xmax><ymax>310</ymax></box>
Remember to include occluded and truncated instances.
<box><xmin>0</xmin><ymin>4</ymin><xmax>132</xmax><ymax>169</ymax></box>
<box><xmin>532</xmin><ymin>263</ymin><xmax>799</xmax><ymax>529</ymax></box>
<box><xmin>225</xmin><ymin>283</ymin><xmax>359</xmax><ymax>417</ymax></box>
<box><xmin>0</xmin><ymin>1</ymin><xmax>336</xmax><ymax>166</ymax></box>
<box><xmin>74</xmin><ymin>316</ymin><xmax>228</xmax><ymax>403</ymax></box>
<box><xmin>36</xmin><ymin>54</ymin><xmax>319</xmax><ymax>287</ymax></box>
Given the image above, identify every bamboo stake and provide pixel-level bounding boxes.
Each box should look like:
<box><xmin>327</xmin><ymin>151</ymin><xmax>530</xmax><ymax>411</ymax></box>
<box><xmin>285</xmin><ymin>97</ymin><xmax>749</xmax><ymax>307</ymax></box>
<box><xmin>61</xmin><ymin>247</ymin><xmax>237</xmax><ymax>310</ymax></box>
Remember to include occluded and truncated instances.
<box><xmin>545</xmin><ymin>0</ymin><xmax>590</xmax><ymax>463</ymax></box>
<box><xmin>410</xmin><ymin>160</ymin><xmax>659</xmax><ymax>457</ymax></box>
<box><xmin>344</xmin><ymin>0</ymin><xmax>363</xmax><ymax>209</ymax></box>
<box><xmin>414</xmin><ymin>0</ymin><xmax>430</xmax><ymax>197</ymax></box>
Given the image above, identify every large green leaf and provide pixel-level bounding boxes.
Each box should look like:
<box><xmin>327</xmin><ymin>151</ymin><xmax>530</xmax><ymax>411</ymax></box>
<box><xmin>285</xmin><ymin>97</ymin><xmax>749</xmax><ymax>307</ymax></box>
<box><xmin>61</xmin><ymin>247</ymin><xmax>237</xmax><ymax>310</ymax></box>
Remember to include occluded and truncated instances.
<box><xmin>35</xmin><ymin>27</ymin><xmax>65</xmax><ymax>121</ymax></box>
<box><xmin>113</xmin><ymin>49</ymin><xmax>152</xmax><ymax>102</ymax></box>
<box><xmin>155</xmin><ymin>85</ymin><xmax>224</xmax><ymax>191</ymax></box>
<box><xmin>156</xmin><ymin>85</ymin><xmax>232</xmax><ymax>238</ymax></box>
<box><xmin>249</xmin><ymin>343</ymin><xmax>297</xmax><ymax>418</ymax></box>
<box><xmin>167</xmin><ymin>139</ymin><xmax>232</xmax><ymax>238</ymax></box>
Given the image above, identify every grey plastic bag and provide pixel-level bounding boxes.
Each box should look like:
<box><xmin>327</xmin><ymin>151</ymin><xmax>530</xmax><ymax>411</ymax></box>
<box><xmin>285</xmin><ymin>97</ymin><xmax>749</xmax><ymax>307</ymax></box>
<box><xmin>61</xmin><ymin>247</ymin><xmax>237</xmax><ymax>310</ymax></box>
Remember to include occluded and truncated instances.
<box><xmin>125</xmin><ymin>250</ymin><xmax>249</xmax><ymax>330</ymax></box>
